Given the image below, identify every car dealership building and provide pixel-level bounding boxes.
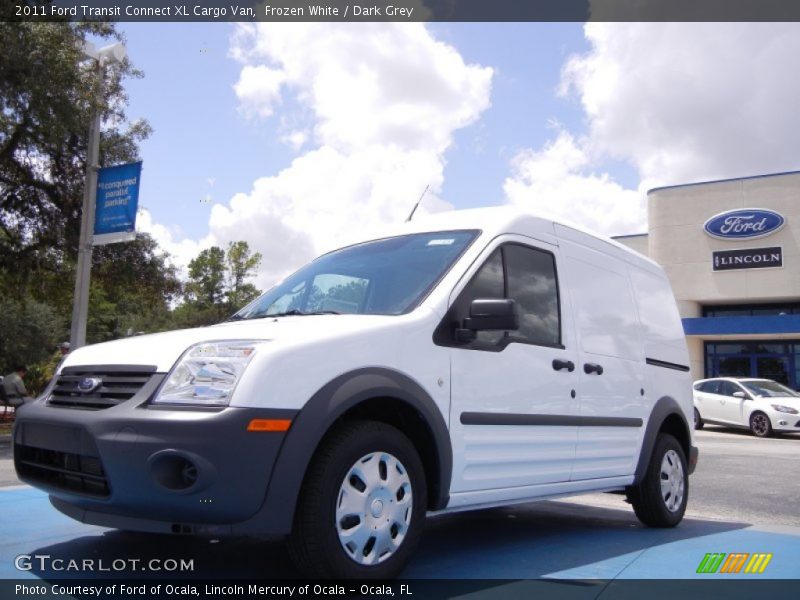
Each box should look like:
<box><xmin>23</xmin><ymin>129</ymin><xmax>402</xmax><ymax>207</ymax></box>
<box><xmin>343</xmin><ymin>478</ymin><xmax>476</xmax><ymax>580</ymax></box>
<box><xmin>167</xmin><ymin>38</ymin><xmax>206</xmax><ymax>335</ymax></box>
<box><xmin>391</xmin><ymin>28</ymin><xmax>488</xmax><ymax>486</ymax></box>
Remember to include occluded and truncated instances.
<box><xmin>614</xmin><ymin>170</ymin><xmax>800</xmax><ymax>389</ymax></box>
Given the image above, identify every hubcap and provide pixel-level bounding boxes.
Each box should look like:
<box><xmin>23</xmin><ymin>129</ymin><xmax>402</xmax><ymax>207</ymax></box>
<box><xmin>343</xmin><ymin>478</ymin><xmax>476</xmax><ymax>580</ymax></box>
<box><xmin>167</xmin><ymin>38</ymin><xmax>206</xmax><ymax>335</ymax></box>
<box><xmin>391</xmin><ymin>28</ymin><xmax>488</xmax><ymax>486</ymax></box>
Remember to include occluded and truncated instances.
<box><xmin>659</xmin><ymin>449</ymin><xmax>685</xmax><ymax>513</ymax></box>
<box><xmin>752</xmin><ymin>414</ymin><xmax>768</xmax><ymax>436</ymax></box>
<box><xmin>336</xmin><ymin>452</ymin><xmax>412</xmax><ymax>565</ymax></box>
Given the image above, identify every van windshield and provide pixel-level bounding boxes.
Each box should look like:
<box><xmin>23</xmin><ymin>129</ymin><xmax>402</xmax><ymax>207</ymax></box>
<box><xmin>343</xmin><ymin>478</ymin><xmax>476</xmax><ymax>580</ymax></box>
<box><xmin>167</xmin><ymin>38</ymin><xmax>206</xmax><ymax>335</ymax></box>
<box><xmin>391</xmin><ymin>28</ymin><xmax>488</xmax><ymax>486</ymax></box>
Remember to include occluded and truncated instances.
<box><xmin>231</xmin><ymin>230</ymin><xmax>478</xmax><ymax>319</ymax></box>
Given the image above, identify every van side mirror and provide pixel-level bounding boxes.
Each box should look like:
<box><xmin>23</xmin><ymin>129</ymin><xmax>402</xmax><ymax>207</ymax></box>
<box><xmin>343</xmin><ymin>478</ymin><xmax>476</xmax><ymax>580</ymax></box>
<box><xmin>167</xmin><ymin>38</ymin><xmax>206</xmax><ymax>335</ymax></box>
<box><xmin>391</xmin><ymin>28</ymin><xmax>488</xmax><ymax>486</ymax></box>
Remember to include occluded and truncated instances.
<box><xmin>455</xmin><ymin>298</ymin><xmax>518</xmax><ymax>343</ymax></box>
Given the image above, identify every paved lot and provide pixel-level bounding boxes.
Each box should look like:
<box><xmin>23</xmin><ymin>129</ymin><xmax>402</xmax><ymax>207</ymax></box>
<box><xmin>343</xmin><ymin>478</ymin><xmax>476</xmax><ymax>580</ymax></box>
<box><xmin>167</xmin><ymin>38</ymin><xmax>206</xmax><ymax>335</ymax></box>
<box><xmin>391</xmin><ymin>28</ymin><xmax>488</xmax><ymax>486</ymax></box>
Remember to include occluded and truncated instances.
<box><xmin>0</xmin><ymin>440</ymin><xmax>14</xmax><ymax>488</ymax></box>
<box><xmin>562</xmin><ymin>426</ymin><xmax>800</xmax><ymax>526</ymax></box>
<box><xmin>1</xmin><ymin>484</ymin><xmax>799</xmax><ymax>581</ymax></box>
<box><xmin>0</xmin><ymin>427</ymin><xmax>799</xmax><ymax>582</ymax></box>
<box><xmin>667</xmin><ymin>425</ymin><xmax>799</xmax><ymax>525</ymax></box>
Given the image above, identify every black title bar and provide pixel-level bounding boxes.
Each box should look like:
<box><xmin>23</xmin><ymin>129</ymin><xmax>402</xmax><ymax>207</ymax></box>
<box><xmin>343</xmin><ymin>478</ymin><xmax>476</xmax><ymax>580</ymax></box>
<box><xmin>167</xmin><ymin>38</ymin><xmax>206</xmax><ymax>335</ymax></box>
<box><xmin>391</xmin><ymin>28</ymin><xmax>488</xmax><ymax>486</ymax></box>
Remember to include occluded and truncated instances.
<box><xmin>3</xmin><ymin>579</ymin><xmax>800</xmax><ymax>599</ymax></box>
<box><xmin>7</xmin><ymin>0</ymin><xmax>800</xmax><ymax>22</ymax></box>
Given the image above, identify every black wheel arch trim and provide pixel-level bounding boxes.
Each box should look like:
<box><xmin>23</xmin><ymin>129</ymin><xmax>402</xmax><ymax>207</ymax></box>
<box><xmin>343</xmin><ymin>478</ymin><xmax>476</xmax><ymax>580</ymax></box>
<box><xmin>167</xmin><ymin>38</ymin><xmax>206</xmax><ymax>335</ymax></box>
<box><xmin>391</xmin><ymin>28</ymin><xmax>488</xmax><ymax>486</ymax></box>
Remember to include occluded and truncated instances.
<box><xmin>243</xmin><ymin>367</ymin><xmax>452</xmax><ymax>536</ymax></box>
<box><xmin>633</xmin><ymin>396</ymin><xmax>696</xmax><ymax>485</ymax></box>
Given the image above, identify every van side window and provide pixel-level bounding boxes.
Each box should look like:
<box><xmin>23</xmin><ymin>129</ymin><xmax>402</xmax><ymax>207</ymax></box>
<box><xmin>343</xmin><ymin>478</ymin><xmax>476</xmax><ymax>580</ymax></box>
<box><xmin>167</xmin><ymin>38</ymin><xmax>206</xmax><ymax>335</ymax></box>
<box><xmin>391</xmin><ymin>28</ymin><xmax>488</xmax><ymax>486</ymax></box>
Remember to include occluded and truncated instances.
<box><xmin>504</xmin><ymin>244</ymin><xmax>560</xmax><ymax>346</ymax></box>
<box><xmin>458</xmin><ymin>249</ymin><xmax>505</xmax><ymax>345</ymax></box>
<box><xmin>444</xmin><ymin>243</ymin><xmax>561</xmax><ymax>349</ymax></box>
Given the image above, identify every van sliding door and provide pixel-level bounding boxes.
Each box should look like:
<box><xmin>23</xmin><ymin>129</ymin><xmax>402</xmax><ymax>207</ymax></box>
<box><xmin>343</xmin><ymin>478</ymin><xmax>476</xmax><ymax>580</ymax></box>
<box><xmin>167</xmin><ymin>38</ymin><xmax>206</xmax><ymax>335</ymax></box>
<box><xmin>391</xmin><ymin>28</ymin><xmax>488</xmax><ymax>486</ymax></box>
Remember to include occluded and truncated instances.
<box><xmin>557</xmin><ymin>237</ymin><xmax>646</xmax><ymax>481</ymax></box>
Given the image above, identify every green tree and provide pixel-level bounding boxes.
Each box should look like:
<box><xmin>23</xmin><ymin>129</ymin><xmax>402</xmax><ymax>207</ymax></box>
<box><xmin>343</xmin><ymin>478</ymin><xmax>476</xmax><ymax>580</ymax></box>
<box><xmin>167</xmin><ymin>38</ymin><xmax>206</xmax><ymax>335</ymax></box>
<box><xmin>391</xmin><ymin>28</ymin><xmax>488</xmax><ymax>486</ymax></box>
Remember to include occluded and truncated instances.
<box><xmin>226</xmin><ymin>241</ymin><xmax>262</xmax><ymax>310</ymax></box>
<box><xmin>89</xmin><ymin>234</ymin><xmax>182</xmax><ymax>341</ymax></box>
<box><xmin>170</xmin><ymin>302</ymin><xmax>228</xmax><ymax>330</ymax></box>
<box><xmin>175</xmin><ymin>242</ymin><xmax>263</xmax><ymax>328</ymax></box>
<box><xmin>0</xmin><ymin>297</ymin><xmax>63</xmax><ymax>376</ymax></box>
<box><xmin>0</xmin><ymin>20</ymin><xmax>154</xmax><ymax>372</ymax></box>
<box><xmin>175</xmin><ymin>246</ymin><xmax>228</xmax><ymax>327</ymax></box>
<box><xmin>0</xmin><ymin>21</ymin><xmax>150</xmax><ymax>286</ymax></box>
<box><xmin>186</xmin><ymin>246</ymin><xmax>227</xmax><ymax>306</ymax></box>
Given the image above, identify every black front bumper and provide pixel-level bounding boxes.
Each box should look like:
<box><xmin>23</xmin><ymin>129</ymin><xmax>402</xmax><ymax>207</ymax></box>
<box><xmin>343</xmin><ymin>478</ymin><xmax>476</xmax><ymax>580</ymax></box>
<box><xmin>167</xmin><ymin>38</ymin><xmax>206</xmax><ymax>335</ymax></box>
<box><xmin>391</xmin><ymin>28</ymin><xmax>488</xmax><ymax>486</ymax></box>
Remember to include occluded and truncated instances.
<box><xmin>13</xmin><ymin>384</ymin><xmax>297</xmax><ymax>534</ymax></box>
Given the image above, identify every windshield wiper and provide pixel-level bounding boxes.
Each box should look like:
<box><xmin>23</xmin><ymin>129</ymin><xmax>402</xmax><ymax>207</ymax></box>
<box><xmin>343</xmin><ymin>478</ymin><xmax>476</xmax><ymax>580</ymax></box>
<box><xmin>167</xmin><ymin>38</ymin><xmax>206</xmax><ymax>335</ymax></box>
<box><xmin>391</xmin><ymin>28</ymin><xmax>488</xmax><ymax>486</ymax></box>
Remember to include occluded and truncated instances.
<box><xmin>226</xmin><ymin>309</ymin><xmax>343</xmax><ymax>321</ymax></box>
<box><xmin>270</xmin><ymin>309</ymin><xmax>342</xmax><ymax>317</ymax></box>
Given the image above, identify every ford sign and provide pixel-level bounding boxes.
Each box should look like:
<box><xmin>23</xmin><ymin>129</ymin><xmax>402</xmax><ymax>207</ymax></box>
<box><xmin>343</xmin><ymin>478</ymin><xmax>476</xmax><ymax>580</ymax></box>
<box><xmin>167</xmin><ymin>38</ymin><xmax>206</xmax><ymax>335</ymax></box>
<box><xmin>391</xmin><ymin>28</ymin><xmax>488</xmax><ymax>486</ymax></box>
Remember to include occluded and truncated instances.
<box><xmin>77</xmin><ymin>377</ymin><xmax>103</xmax><ymax>394</ymax></box>
<box><xmin>703</xmin><ymin>208</ymin><xmax>785</xmax><ymax>240</ymax></box>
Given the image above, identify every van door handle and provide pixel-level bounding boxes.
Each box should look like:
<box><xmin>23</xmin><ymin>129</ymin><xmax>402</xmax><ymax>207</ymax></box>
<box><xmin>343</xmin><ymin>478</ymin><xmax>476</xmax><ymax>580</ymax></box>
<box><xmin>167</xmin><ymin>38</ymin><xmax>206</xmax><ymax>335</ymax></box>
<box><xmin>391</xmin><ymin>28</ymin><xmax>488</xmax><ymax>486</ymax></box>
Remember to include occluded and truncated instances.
<box><xmin>584</xmin><ymin>363</ymin><xmax>604</xmax><ymax>375</ymax></box>
<box><xmin>552</xmin><ymin>359</ymin><xmax>575</xmax><ymax>372</ymax></box>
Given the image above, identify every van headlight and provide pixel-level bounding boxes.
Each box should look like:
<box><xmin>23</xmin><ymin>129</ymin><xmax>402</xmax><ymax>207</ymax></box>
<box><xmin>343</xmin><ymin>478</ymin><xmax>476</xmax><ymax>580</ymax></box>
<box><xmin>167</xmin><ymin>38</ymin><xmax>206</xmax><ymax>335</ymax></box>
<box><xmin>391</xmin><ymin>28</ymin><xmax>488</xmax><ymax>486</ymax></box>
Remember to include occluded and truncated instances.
<box><xmin>153</xmin><ymin>341</ymin><xmax>265</xmax><ymax>406</ymax></box>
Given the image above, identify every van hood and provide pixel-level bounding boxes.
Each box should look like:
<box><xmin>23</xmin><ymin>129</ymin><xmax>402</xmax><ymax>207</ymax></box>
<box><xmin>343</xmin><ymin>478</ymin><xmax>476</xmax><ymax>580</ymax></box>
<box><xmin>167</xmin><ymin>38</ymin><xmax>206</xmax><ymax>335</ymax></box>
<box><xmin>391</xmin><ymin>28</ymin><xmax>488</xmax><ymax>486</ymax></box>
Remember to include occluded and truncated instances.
<box><xmin>60</xmin><ymin>315</ymin><xmax>399</xmax><ymax>373</ymax></box>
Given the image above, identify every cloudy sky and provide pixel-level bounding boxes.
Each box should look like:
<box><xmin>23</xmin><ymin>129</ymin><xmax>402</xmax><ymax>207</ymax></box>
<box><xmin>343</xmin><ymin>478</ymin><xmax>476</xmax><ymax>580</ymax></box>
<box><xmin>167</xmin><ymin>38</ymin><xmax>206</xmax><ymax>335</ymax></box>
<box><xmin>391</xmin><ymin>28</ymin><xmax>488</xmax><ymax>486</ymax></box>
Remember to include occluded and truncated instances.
<box><xmin>121</xmin><ymin>23</ymin><xmax>800</xmax><ymax>290</ymax></box>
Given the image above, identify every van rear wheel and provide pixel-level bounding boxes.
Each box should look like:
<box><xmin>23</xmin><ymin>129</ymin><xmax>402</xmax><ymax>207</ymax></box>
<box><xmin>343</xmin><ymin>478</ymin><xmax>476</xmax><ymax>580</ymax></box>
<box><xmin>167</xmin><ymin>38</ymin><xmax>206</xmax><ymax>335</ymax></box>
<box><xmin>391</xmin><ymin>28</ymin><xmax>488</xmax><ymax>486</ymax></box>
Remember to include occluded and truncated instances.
<box><xmin>628</xmin><ymin>433</ymin><xmax>688</xmax><ymax>528</ymax></box>
<box><xmin>287</xmin><ymin>420</ymin><xmax>426</xmax><ymax>578</ymax></box>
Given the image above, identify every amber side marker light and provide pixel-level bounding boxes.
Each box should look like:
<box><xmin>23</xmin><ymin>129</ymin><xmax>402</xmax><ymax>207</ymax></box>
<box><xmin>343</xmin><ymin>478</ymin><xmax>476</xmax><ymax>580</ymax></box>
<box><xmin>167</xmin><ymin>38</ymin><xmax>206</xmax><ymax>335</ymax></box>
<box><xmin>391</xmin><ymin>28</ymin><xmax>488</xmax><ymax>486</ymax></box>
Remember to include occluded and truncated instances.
<box><xmin>247</xmin><ymin>419</ymin><xmax>292</xmax><ymax>432</ymax></box>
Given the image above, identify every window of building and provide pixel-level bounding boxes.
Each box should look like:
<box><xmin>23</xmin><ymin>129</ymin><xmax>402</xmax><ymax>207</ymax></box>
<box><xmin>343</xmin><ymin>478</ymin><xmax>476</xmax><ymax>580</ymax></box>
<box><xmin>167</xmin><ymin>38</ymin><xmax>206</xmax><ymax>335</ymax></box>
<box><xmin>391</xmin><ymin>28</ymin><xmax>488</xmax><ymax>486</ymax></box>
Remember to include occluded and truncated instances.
<box><xmin>705</xmin><ymin>341</ymin><xmax>800</xmax><ymax>390</ymax></box>
<box><xmin>703</xmin><ymin>303</ymin><xmax>800</xmax><ymax>318</ymax></box>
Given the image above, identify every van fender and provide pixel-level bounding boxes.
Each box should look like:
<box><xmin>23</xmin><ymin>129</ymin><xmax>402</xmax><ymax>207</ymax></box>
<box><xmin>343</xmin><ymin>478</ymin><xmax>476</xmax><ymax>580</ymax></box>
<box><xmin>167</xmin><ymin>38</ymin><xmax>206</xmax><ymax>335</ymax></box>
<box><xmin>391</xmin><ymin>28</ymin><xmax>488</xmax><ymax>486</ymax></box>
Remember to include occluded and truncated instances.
<box><xmin>632</xmin><ymin>396</ymin><xmax>693</xmax><ymax>485</ymax></box>
<box><xmin>246</xmin><ymin>367</ymin><xmax>452</xmax><ymax>536</ymax></box>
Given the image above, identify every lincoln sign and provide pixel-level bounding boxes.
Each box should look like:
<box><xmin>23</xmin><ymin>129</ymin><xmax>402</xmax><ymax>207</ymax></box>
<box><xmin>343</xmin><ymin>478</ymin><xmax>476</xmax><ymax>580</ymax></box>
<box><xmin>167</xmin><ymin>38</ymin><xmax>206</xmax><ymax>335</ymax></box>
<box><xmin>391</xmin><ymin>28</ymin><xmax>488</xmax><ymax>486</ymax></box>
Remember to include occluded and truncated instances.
<box><xmin>712</xmin><ymin>247</ymin><xmax>783</xmax><ymax>271</ymax></box>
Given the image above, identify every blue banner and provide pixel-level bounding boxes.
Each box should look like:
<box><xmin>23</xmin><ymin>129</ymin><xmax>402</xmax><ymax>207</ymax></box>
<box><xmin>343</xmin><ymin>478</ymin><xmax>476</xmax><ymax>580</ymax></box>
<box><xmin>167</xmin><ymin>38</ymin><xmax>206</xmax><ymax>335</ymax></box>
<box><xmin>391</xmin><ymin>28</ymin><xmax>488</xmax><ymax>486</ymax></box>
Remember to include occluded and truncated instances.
<box><xmin>93</xmin><ymin>161</ymin><xmax>142</xmax><ymax>245</ymax></box>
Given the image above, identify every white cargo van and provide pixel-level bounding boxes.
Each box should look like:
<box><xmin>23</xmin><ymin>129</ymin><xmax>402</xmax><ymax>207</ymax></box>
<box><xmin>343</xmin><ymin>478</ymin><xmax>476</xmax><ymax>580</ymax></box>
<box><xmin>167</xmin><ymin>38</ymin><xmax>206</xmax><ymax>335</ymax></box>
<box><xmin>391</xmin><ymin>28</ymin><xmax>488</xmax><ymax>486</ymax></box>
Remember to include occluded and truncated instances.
<box><xmin>14</xmin><ymin>208</ymin><xmax>697</xmax><ymax>578</ymax></box>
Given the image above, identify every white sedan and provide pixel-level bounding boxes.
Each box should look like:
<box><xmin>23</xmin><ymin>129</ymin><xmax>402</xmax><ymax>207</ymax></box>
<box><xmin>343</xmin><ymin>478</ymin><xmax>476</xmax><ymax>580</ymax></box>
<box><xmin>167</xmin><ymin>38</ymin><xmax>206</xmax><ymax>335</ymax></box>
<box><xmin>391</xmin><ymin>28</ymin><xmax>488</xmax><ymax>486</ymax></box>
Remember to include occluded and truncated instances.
<box><xmin>693</xmin><ymin>378</ymin><xmax>800</xmax><ymax>437</ymax></box>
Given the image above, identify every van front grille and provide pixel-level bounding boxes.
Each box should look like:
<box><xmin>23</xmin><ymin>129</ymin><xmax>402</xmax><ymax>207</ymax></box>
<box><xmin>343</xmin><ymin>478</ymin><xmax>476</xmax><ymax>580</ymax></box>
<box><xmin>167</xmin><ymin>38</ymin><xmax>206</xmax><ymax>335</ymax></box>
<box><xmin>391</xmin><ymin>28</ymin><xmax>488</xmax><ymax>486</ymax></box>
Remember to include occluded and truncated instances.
<box><xmin>48</xmin><ymin>367</ymin><xmax>155</xmax><ymax>410</ymax></box>
<box><xmin>15</xmin><ymin>443</ymin><xmax>110</xmax><ymax>497</ymax></box>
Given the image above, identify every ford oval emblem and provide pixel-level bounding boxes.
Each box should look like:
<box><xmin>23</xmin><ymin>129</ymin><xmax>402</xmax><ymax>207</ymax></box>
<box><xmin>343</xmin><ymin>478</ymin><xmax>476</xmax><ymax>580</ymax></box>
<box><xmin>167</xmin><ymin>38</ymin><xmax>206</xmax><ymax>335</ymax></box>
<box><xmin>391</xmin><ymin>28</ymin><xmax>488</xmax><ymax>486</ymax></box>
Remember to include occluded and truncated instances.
<box><xmin>703</xmin><ymin>208</ymin><xmax>785</xmax><ymax>240</ymax></box>
<box><xmin>77</xmin><ymin>377</ymin><xmax>102</xmax><ymax>393</ymax></box>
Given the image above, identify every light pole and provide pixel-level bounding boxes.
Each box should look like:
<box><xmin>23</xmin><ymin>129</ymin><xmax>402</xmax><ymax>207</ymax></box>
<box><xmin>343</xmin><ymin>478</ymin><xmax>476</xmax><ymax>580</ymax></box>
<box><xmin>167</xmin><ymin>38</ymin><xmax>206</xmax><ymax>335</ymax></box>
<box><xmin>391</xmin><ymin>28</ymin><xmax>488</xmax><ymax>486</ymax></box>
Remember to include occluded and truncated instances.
<box><xmin>69</xmin><ymin>41</ymin><xmax>127</xmax><ymax>350</ymax></box>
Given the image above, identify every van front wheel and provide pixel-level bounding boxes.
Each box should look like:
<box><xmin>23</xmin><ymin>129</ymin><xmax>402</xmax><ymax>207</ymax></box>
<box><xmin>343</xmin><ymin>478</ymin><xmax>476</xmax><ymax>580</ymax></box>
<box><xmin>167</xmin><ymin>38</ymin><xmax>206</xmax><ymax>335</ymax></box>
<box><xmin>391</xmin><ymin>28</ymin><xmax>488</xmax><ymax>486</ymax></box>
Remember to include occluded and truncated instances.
<box><xmin>628</xmin><ymin>433</ymin><xmax>688</xmax><ymax>528</ymax></box>
<box><xmin>287</xmin><ymin>420</ymin><xmax>427</xmax><ymax>578</ymax></box>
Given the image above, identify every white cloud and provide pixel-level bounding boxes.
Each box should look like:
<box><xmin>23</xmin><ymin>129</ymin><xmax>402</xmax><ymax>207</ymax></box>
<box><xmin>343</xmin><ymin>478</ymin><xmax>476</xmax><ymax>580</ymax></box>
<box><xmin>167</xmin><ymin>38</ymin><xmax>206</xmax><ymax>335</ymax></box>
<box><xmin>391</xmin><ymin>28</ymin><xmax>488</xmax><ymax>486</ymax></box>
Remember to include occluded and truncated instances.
<box><xmin>506</xmin><ymin>23</ymin><xmax>800</xmax><ymax>236</ymax></box>
<box><xmin>206</xmin><ymin>141</ymin><xmax>458</xmax><ymax>290</ymax></box>
<box><xmin>143</xmin><ymin>23</ymin><xmax>492</xmax><ymax>292</ymax></box>
<box><xmin>280</xmin><ymin>130</ymin><xmax>308</xmax><ymax>151</ymax></box>
<box><xmin>220</xmin><ymin>23</ymin><xmax>491</xmax><ymax>290</ymax></box>
<box><xmin>561</xmin><ymin>23</ymin><xmax>800</xmax><ymax>184</ymax></box>
<box><xmin>136</xmin><ymin>209</ymin><xmax>210</xmax><ymax>278</ymax></box>
<box><xmin>230</xmin><ymin>23</ymin><xmax>492</xmax><ymax>153</ymax></box>
<box><xmin>504</xmin><ymin>130</ymin><xmax>646</xmax><ymax>236</ymax></box>
<box><xmin>234</xmin><ymin>65</ymin><xmax>286</xmax><ymax>118</ymax></box>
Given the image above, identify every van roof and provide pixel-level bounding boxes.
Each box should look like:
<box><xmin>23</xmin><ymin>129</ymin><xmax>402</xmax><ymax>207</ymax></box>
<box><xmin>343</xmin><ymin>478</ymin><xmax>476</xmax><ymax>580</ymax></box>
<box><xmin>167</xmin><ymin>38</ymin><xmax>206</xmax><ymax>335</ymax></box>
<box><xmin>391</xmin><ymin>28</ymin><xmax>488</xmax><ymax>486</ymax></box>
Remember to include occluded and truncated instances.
<box><xmin>375</xmin><ymin>206</ymin><xmax>661</xmax><ymax>272</ymax></box>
